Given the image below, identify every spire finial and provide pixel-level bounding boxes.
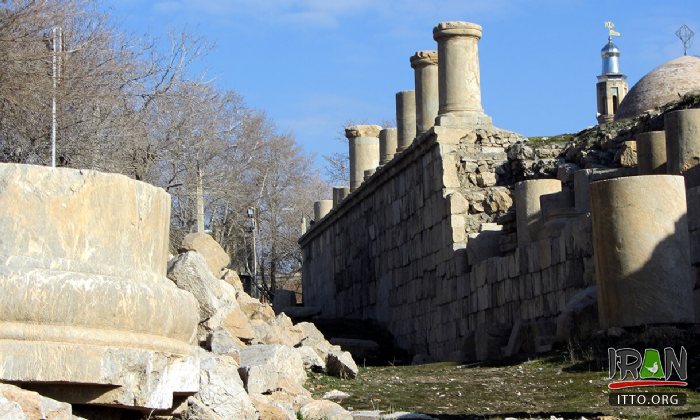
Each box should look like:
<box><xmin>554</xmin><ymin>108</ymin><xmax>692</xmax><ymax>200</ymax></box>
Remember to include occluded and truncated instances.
<box><xmin>676</xmin><ymin>24</ymin><xmax>694</xmax><ymax>56</ymax></box>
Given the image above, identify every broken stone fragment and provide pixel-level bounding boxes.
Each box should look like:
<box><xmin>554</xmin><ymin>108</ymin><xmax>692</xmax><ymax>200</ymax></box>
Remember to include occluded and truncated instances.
<box><xmin>0</xmin><ymin>383</ymin><xmax>73</xmax><ymax>420</ymax></box>
<box><xmin>186</xmin><ymin>352</ymin><xmax>257</xmax><ymax>420</ymax></box>
<box><xmin>294</xmin><ymin>346</ymin><xmax>326</xmax><ymax>373</ymax></box>
<box><xmin>238</xmin><ymin>344</ymin><xmax>307</xmax><ymax>395</ymax></box>
<box><xmin>167</xmin><ymin>251</ymin><xmax>221</xmax><ymax>321</ymax></box>
<box><xmin>299</xmin><ymin>399</ymin><xmax>353</xmax><ymax>420</ymax></box>
<box><xmin>180</xmin><ymin>232</ymin><xmax>231</xmax><ymax>277</ymax></box>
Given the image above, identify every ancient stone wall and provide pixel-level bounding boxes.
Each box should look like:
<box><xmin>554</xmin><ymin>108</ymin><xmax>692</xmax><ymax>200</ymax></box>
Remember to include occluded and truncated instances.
<box><xmin>685</xmin><ymin>185</ymin><xmax>700</xmax><ymax>323</ymax></box>
<box><xmin>300</xmin><ymin>126</ymin><xmax>597</xmax><ymax>360</ymax></box>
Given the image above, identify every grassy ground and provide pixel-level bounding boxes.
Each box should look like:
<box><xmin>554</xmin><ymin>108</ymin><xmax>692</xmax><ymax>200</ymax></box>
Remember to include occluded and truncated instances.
<box><xmin>526</xmin><ymin>134</ymin><xmax>575</xmax><ymax>148</ymax></box>
<box><xmin>307</xmin><ymin>355</ymin><xmax>700</xmax><ymax>419</ymax></box>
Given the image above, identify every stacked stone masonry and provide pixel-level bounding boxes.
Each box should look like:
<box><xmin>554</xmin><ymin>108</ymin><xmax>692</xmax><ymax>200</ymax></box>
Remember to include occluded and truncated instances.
<box><xmin>300</xmin><ymin>124</ymin><xmax>599</xmax><ymax>360</ymax></box>
<box><xmin>301</xmin><ymin>20</ymin><xmax>699</xmax><ymax>362</ymax></box>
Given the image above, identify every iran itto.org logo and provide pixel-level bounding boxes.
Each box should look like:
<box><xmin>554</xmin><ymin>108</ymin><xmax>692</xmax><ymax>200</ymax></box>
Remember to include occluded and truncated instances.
<box><xmin>608</xmin><ymin>347</ymin><xmax>688</xmax><ymax>389</ymax></box>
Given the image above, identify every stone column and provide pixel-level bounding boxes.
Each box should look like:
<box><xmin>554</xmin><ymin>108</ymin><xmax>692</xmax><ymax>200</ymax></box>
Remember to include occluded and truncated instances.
<box><xmin>313</xmin><ymin>200</ymin><xmax>333</xmax><ymax>221</ymax></box>
<box><xmin>433</xmin><ymin>21</ymin><xmax>492</xmax><ymax>128</ymax></box>
<box><xmin>410</xmin><ymin>50</ymin><xmax>439</xmax><ymax>136</ymax></box>
<box><xmin>665</xmin><ymin>109</ymin><xmax>700</xmax><ymax>174</ymax></box>
<box><xmin>591</xmin><ymin>175</ymin><xmax>694</xmax><ymax>328</ymax></box>
<box><xmin>515</xmin><ymin>179</ymin><xmax>562</xmax><ymax>246</ymax></box>
<box><xmin>332</xmin><ymin>186</ymin><xmax>350</xmax><ymax>207</ymax></box>
<box><xmin>636</xmin><ymin>131</ymin><xmax>667</xmax><ymax>175</ymax></box>
<box><xmin>364</xmin><ymin>168</ymin><xmax>376</xmax><ymax>181</ymax></box>
<box><xmin>346</xmin><ymin>125</ymin><xmax>381</xmax><ymax>191</ymax></box>
<box><xmin>395</xmin><ymin>91</ymin><xmax>416</xmax><ymax>152</ymax></box>
<box><xmin>379</xmin><ymin>128</ymin><xmax>398</xmax><ymax>165</ymax></box>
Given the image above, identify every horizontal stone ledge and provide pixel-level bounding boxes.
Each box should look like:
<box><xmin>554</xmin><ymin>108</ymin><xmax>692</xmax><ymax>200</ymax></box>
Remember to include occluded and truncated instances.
<box><xmin>0</xmin><ymin>321</ymin><xmax>196</xmax><ymax>356</ymax></box>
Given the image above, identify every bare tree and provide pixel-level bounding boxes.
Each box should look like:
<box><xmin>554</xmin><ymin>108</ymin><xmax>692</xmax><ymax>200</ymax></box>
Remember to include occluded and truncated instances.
<box><xmin>0</xmin><ymin>0</ymin><xmax>331</xmax><ymax>295</ymax></box>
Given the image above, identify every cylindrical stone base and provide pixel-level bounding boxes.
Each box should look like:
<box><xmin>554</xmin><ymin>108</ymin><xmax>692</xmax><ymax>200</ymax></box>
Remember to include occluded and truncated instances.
<box><xmin>0</xmin><ymin>163</ymin><xmax>200</xmax><ymax>410</ymax></box>
<box><xmin>591</xmin><ymin>175</ymin><xmax>694</xmax><ymax>328</ymax></box>
<box><xmin>313</xmin><ymin>200</ymin><xmax>333</xmax><ymax>221</ymax></box>
<box><xmin>332</xmin><ymin>187</ymin><xmax>350</xmax><ymax>207</ymax></box>
<box><xmin>396</xmin><ymin>91</ymin><xmax>416</xmax><ymax>152</ymax></box>
<box><xmin>665</xmin><ymin>109</ymin><xmax>700</xmax><ymax>174</ymax></box>
<box><xmin>346</xmin><ymin>125</ymin><xmax>381</xmax><ymax>192</ymax></box>
<box><xmin>379</xmin><ymin>128</ymin><xmax>398</xmax><ymax>165</ymax></box>
<box><xmin>636</xmin><ymin>131</ymin><xmax>667</xmax><ymax>175</ymax></box>
<box><xmin>515</xmin><ymin>179</ymin><xmax>562</xmax><ymax>246</ymax></box>
<box><xmin>364</xmin><ymin>168</ymin><xmax>376</xmax><ymax>181</ymax></box>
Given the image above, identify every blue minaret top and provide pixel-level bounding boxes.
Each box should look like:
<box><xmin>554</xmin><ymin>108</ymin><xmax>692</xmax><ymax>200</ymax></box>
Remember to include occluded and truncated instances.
<box><xmin>601</xmin><ymin>37</ymin><xmax>621</xmax><ymax>75</ymax></box>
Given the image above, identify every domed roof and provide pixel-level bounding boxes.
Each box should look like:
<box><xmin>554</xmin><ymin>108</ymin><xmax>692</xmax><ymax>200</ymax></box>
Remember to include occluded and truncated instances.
<box><xmin>601</xmin><ymin>40</ymin><xmax>620</xmax><ymax>56</ymax></box>
<box><xmin>615</xmin><ymin>55</ymin><xmax>700</xmax><ymax>120</ymax></box>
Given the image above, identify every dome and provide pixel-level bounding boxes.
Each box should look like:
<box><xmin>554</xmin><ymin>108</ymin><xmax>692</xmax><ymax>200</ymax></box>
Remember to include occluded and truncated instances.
<box><xmin>601</xmin><ymin>40</ymin><xmax>620</xmax><ymax>56</ymax></box>
<box><xmin>614</xmin><ymin>55</ymin><xmax>700</xmax><ymax>120</ymax></box>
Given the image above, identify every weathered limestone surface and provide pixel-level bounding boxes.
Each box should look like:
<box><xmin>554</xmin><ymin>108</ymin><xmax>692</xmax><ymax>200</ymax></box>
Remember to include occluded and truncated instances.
<box><xmin>300</xmin><ymin>127</ymin><xmax>594</xmax><ymax>359</ymax></box>
<box><xmin>313</xmin><ymin>200</ymin><xmax>333</xmax><ymax>221</ymax></box>
<box><xmin>332</xmin><ymin>186</ymin><xmax>350</xmax><ymax>208</ymax></box>
<box><xmin>636</xmin><ymin>131</ymin><xmax>667</xmax><ymax>174</ymax></box>
<box><xmin>180</xmin><ymin>232</ymin><xmax>231</xmax><ymax>276</ymax></box>
<box><xmin>187</xmin><ymin>352</ymin><xmax>257</xmax><ymax>420</ymax></box>
<box><xmin>347</xmin><ymin>125</ymin><xmax>382</xmax><ymax>191</ymax></box>
<box><xmin>299</xmin><ymin>399</ymin><xmax>352</xmax><ymax>420</ymax></box>
<box><xmin>0</xmin><ymin>383</ymin><xmax>73</xmax><ymax>420</ymax></box>
<box><xmin>591</xmin><ymin>175</ymin><xmax>695</xmax><ymax>328</ymax></box>
<box><xmin>514</xmin><ymin>179</ymin><xmax>561</xmax><ymax>246</ymax></box>
<box><xmin>411</xmin><ymin>50</ymin><xmax>439</xmax><ymax>135</ymax></box>
<box><xmin>665</xmin><ymin>108</ymin><xmax>700</xmax><ymax>174</ymax></box>
<box><xmin>0</xmin><ymin>163</ymin><xmax>200</xmax><ymax>410</ymax></box>
<box><xmin>433</xmin><ymin>21</ymin><xmax>492</xmax><ymax>128</ymax></box>
<box><xmin>238</xmin><ymin>344</ymin><xmax>307</xmax><ymax>395</ymax></box>
<box><xmin>396</xmin><ymin>91</ymin><xmax>417</xmax><ymax>151</ymax></box>
<box><xmin>168</xmin><ymin>251</ymin><xmax>222</xmax><ymax>321</ymax></box>
<box><xmin>379</xmin><ymin>127</ymin><xmax>399</xmax><ymax>165</ymax></box>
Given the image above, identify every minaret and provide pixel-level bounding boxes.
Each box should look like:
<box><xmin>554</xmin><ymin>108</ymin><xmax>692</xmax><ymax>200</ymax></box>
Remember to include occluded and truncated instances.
<box><xmin>596</xmin><ymin>29</ymin><xmax>628</xmax><ymax>124</ymax></box>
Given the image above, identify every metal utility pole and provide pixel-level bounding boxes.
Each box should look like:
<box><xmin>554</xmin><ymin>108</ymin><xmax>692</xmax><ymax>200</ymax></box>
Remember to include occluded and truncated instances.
<box><xmin>247</xmin><ymin>207</ymin><xmax>258</xmax><ymax>298</ymax></box>
<box><xmin>51</xmin><ymin>26</ymin><xmax>62</xmax><ymax>168</ymax></box>
<box><xmin>195</xmin><ymin>162</ymin><xmax>205</xmax><ymax>232</ymax></box>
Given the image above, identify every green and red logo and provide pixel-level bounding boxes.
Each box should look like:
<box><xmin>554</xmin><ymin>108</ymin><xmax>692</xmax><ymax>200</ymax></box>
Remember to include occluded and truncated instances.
<box><xmin>608</xmin><ymin>347</ymin><xmax>688</xmax><ymax>389</ymax></box>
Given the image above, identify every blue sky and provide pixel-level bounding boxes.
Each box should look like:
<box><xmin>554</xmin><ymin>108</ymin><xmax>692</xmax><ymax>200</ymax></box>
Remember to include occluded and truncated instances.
<box><xmin>103</xmin><ymin>0</ymin><xmax>699</xmax><ymax>167</ymax></box>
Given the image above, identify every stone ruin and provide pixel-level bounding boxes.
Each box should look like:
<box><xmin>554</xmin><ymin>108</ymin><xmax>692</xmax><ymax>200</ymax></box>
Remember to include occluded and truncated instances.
<box><xmin>0</xmin><ymin>163</ymin><xmax>361</xmax><ymax>418</ymax></box>
<box><xmin>300</xmin><ymin>20</ymin><xmax>699</xmax><ymax>362</ymax></box>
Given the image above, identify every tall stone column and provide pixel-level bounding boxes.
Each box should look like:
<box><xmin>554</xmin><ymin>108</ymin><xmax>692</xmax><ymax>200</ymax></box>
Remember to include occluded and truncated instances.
<box><xmin>410</xmin><ymin>50</ymin><xmax>439</xmax><ymax>136</ymax></box>
<box><xmin>379</xmin><ymin>127</ymin><xmax>398</xmax><ymax>165</ymax></box>
<box><xmin>346</xmin><ymin>125</ymin><xmax>381</xmax><ymax>191</ymax></box>
<box><xmin>591</xmin><ymin>175</ymin><xmax>694</xmax><ymax>328</ymax></box>
<box><xmin>515</xmin><ymin>179</ymin><xmax>562</xmax><ymax>246</ymax></box>
<box><xmin>636</xmin><ymin>131</ymin><xmax>667</xmax><ymax>175</ymax></box>
<box><xmin>395</xmin><ymin>91</ymin><xmax>416</xmax><ymax>152</ymax></box>
<box><xmin>332</xmin><ymin>186</ymin><xmax>350</xmax><ymax>207</ymax></box>
<box><xmin>313</xmin><ymin>200</ymin><xmax>333</xmax><ymax>221</ymax></box>
<box><xmin>665</xmin><ymin>109</ymin><xmax>700</xmax><ymax>174</ymax></box>
<box><xmin>433</xmin><ymin>21</ymin><xmax>492</xmax><ymax>128</ymax></box>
